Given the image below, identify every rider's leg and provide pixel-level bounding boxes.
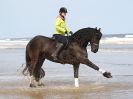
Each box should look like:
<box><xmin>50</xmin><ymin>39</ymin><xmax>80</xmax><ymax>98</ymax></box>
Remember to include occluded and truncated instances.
<box><xmin>52</xmin><ymin>42</ymin><xmax>64</xmax><ymax>60</ymax></box>
<box><xmin>52</xmin><ymin>34</ymin><xmax>66</xmax><ymax>60</ymax></box>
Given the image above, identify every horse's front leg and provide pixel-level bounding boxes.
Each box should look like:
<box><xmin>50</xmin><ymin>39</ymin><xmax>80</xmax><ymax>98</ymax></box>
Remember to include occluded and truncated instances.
<box><xmin>73</xmin><ymin>64</ymin><xmax>80</xmax><ymax>87</ymax></box>
<box><xmin>80</xmin><ymin>58</ymin><xmax>112</xmax><ymax>78</ymax></box>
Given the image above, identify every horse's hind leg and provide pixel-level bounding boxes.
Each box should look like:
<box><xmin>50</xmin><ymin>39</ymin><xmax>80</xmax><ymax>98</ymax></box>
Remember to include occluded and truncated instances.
<box><xmin>29</xmin><ymin>60</ymin><xmax>38</xmax><ymax>87</ymax></box>
<box><xmin>34</xmin><ymin>59</ymin><xmax>45</xmax><ymax>86</ymax></box>
<box><xmin>37</xmin><ymin>68</ymin><xmax>45</xmax><ymax>86</ymax></box>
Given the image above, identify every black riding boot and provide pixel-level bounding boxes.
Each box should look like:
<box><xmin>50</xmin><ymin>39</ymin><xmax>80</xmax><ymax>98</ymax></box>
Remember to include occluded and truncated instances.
<box><xmin>52</xmin><ymin>43</ymin><xmax>64</xmax><ymax>60</ymax></box>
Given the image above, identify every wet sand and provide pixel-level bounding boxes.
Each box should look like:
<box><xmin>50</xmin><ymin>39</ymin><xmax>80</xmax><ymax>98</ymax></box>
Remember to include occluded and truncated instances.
<box><xmin>0</xmin><ymin>44</ymin><xmax>133</xmax><ymax>99</ymax></box>
<box><xmin>0</xmin><ymin>76</ymin><xmax>133</xmax><ymax>99</ymax></box>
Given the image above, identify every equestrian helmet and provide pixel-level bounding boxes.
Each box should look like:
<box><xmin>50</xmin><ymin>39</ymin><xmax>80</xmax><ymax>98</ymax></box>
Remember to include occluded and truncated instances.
<box><xmin>59</xmin><ymin>7</ymin><xmax>68</xmax><ymax>13</ymax></box>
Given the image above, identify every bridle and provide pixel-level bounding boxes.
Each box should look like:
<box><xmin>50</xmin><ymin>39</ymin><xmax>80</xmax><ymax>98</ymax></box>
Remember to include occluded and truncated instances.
<box><xmin>92</xmin><ymin>43</ymin><xmax>99</xmax><ymax>46</ymax></box>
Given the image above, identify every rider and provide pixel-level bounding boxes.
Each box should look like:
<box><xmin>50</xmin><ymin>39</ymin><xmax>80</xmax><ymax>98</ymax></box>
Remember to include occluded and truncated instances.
<box><xmin>52</xmin><ymin>7</ymin><xmax>73</xmax><ymax>60</ymax></box>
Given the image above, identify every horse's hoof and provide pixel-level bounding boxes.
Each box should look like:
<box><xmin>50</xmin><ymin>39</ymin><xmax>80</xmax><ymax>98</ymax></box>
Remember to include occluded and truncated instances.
<box><xmin>38</xmin><ymin>83</ymin><xmax>45</xmax><ymax>87</ymax></box>
<box><xmin>29</xmin><ymin>84</ymin><xmax>36</xmax><ymax>88</ymax></box>
<box><xmin>103</xmin><ymin>72</ymin><xmax>112</xmax><ymax>78</ymax></box>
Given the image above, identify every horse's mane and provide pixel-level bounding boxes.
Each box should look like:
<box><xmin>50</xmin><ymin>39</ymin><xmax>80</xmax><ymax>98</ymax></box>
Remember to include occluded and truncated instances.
<box><xmin>69</xmin><ymin>27</ymin><xmax>100</xmax><ymax>48</ymax></box>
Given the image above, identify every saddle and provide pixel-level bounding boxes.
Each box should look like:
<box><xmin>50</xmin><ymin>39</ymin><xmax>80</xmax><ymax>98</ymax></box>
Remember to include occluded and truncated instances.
<box><xmin>52</xmin><ymin>36</ymin><xmax>70</xmax><ymax>49</ymax></box>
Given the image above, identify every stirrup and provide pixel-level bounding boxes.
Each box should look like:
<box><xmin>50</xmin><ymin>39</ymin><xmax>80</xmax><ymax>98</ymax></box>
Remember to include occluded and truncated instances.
<box><xmin>52</xmin><ymin>55</ymin><xmax>58</xmax><ymax>61</ymax></box>
<box><xmin>53</xmin><ymin>57</ymin><xmax>58</xmax><ymax>61</ymax></box>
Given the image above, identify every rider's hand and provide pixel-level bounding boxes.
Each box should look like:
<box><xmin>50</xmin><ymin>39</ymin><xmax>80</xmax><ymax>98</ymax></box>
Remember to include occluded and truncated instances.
<box><xmin>69</xmin><ymin>31</ymin><xmax>73</xmax><ymax>35</ymax></box>
<box><xmin>65</xmin><ymin>31</ymin><xmax>68</xmax><ymax>34</ymax></box>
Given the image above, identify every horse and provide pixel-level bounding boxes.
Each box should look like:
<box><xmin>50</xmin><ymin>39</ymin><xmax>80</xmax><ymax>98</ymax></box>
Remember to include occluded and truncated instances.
<box><xmin>22</xmin><ymin>27</ymin><xmax>112</xmax><ymax>87</ymax></box>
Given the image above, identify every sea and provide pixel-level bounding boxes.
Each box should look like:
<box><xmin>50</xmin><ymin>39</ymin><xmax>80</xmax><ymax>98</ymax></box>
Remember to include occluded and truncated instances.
<box><xmin>0</xmin><ymin>34</ymin><xmax>133</xmax><ymax>49</ymax></box>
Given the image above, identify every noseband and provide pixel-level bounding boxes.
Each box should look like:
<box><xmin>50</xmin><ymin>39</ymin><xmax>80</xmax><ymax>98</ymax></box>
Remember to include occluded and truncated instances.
<box><xmin>92</xmin><ymin>43</ymin><xmax>99</xmax><ymax>46</ymax></box>
<box><xmin>88</xmin><ymin>43</ymin><xmax>98</xmax><ymax>46</ymax></box>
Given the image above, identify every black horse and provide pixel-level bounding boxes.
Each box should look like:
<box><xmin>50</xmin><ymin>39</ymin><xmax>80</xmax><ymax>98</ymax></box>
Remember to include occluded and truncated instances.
<box><xmin>23</xmin><ymin>27</ymin><xmax>112</xmax><ymax>87</ymax></box>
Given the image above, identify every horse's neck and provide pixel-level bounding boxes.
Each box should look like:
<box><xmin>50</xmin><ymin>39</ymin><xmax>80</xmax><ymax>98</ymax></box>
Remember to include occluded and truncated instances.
<box><xmin>70</xmin><ymin>35</ymin><xmax>91</xmax><ymax>48</ymax></box>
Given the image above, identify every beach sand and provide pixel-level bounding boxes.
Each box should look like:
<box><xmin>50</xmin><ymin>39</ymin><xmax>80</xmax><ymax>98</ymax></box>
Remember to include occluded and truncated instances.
<box><xmin>0</xmin><ymin>44</ymin><xmax>133</xmax><ymax>99</ymax></box>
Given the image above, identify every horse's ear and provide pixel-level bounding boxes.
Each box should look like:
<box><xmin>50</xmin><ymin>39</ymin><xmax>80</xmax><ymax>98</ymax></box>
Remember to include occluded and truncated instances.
<box><xmin>99</xmin><ymin>28</ymin><xmax>101</xmax><ymax>31</ymax></box>
<box><xmin>95</xmin><ymin>27</ymin><xmax>97</xmax><ymax>30</ymax></box>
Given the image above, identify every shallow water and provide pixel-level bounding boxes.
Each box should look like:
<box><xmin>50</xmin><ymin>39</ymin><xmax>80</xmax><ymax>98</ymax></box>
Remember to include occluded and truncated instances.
<box><xmin>0</xmin><ymin>44</ymin><xmax>133</xmax><ymax>99</ymax></box>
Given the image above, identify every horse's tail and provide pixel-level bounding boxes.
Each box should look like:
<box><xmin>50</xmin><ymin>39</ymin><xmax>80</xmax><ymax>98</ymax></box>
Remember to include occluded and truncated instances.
<box><xmin>22</xmin><ymin>46</ymin><xmax>30</xmax><ymax>76</ymax></box>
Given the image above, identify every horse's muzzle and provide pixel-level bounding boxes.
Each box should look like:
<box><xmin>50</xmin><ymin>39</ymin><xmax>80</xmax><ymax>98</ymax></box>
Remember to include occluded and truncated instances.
<box><xmin>92</xmin><ymin>48</ymin><xmax>98</xmax><ymax>53</ymax></box>
<box><xmin>91</xmin><ymin>43</ymin><xmax>99</xmax><ymax>53</ymax></box>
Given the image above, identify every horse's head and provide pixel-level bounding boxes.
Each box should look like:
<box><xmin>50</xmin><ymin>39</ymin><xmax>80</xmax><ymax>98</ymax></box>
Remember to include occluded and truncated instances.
<box><xmin>90</xmin><ymin>27</ymin><xmax>102</xmax><ymax>53</ymax></box>
<box><xmin>71</xmin><ymin>27</ymin><xmax>102</xmax><ymax>52</ymax></box>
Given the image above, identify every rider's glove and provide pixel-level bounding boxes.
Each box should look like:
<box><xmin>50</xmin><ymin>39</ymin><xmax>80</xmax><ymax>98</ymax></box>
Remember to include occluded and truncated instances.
<box><xmin>65</xmin><ymin>31</ymin><xmax>68</xmax><ymax>34</ymax></box>
<box><xmin>69</xmin><ymin>31</ymin><xmax>73</xmax><ymax>35</ymax></box>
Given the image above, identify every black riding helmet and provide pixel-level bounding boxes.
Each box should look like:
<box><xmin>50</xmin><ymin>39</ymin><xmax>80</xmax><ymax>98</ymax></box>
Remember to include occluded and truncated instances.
<box><xmin>59</xmin><ymin>7</ymin><xmax>68</xmax><ymax>13</ymax></box>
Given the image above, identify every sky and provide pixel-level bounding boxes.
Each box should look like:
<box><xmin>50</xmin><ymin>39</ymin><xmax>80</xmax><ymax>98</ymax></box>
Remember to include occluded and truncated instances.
<box><xmin>0</xmin><ymin>0</ymin><xmax>133</xmax><ymax>38</ymax></box>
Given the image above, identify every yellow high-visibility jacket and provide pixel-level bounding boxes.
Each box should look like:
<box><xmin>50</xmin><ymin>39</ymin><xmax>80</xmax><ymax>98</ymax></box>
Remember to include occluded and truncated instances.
<box><xmin>54</xmin><ymin>16</ymin><xmax>70</xmax><ymax>36</ymax></box>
